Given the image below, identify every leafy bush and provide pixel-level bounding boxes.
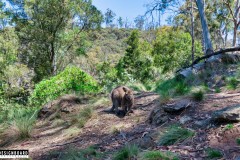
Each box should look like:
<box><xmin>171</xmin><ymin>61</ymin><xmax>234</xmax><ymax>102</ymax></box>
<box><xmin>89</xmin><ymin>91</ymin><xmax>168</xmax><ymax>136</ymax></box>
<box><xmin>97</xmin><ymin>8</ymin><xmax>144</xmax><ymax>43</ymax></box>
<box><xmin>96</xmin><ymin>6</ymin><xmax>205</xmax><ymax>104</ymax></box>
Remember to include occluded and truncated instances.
<box><xmin>215</xmin><ymin>87</ymin><xmax>221</xmax><ymax>93</ymax></box>
<box><xmin>2</xmin><ymin>64</ymin><xmax>34</xmax><ymax>104</ymax></box>
<box><xmin>192</xmin><ymin>90</ymin><xmax>204</xmax><ymax>101</ymax></box>
<box><xmin>0</xmin><ymin>104</ymin><xmax>38</xmax><ymax>139</ymax></box>
<box><xmin>152</xmin><ymin>26</ymin><xmax>202</xmax><ymax>73</ymax></box>
<box><xmin>236</xmin><ymin>138</ymin><xmax>240</xmax><ymax>145</ymax></box>
<box><xmin>159</xmin><ymin>125</ymin><xmax>194</xmax><ymax>146</ymax></box>
<box><xmin>155</xmin><ymin>77</ymin><xmax>191</xmax><ymax>98</ymax></box>
<box><xmin>226</xmin><ymin>77</ymin><xmax>239</xmax><ymax>90</ymax></box>
<box><xmin>223</xmin><ymin>124</ymin><xmax>234</xmax><ymax>131</ymax></box>
<box><xmin>96</xmin><ymin>61</ymin><xmax>120</xmax><ymax>91</ymax></box>
<box><xmin>50</xmin><ymin>146</ymin><xmax>103</xmax><ymax>160</ymax></box>
<box><xmin>113</xmin><ymin>145</ymin><xmax>139</xmax><ymax>160</ymax></box>
<box><xmin>30</xmin><ymin>66</ymin><xmax>99</xmax><ymax>107</ymax></box>
<box><xmin>140</xmin><ymin>150</ymin><xmax>178</xmax><ymax>160</ymax></box>
<box><xmin>206</xmin><ymin>148</ymin><xmax>223</xmax><ymax>159</ymax></box>
<box><xmin>13</xmin><ymin>109</ymin><xmax>38</xmax><ymax>139</ymax></box>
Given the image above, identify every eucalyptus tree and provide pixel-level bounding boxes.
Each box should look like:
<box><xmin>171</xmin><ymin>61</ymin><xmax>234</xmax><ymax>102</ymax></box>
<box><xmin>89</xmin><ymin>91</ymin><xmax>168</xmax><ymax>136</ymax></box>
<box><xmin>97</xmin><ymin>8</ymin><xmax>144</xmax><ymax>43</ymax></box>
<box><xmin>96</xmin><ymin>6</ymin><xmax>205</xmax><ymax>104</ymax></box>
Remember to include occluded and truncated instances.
<box><xmin>134</xmin><ymin>15</ymin><xmax>145</xmax><ymax>30</ymax></box>
<box><xmin>145</xmin><ymin>0</ymin><xmax>213</xmax><ymax>55</ymax></box>
<box><xmin>222</xmin><ymin>0</ymin><xmax>240</xmax><ymax>46</ymax></box>
<box><xmin>117</xmin><ymin>17</ymin><xmax>123</xmax><ymax>28</ymax></box>
<box><xmin>104</xmin><ymin>8</ymin><xmax>116</xmax><ymax>28</ymax></box>
<box><xmin>6</xmin><ymin>0</ymin><xmax>103</xmax><ymax>81</ymax></box>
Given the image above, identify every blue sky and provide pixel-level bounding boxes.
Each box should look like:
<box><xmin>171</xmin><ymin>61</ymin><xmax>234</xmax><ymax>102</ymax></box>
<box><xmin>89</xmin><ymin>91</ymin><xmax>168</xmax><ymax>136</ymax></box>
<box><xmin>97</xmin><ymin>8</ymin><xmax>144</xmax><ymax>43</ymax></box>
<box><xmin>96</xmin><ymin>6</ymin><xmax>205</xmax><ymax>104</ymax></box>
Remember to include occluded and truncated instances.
<box><xmin>92</xmin><ymin>0</ymin><xmax>169</xmax><ymax>25</ymax></box>
<box><xmin>92</xmin><ymin>0</ymin><xmax>150</xmax><ymax>21</ymax></box>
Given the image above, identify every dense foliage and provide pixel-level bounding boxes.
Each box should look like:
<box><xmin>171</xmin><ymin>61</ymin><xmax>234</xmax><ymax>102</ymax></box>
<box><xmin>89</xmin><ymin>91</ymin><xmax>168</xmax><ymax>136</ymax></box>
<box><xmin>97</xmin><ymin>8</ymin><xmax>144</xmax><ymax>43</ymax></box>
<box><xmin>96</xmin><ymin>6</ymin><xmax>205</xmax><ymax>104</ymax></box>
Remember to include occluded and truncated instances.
<box><xmin>30</xmin><ymin>66</ymin><xmax>99</xmax><ymax>107</ymax></box>
<box><xmin>152</xmin><ymin>26</ymin><xmax>202</xmax><ymax>73</ymax></box>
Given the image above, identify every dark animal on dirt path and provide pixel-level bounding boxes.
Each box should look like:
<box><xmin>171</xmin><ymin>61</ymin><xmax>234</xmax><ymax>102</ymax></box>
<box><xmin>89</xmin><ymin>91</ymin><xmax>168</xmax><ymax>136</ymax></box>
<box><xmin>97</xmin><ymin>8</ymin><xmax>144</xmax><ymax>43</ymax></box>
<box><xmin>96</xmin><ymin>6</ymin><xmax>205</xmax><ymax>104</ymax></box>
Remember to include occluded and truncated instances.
<box><xmin>110</xmin><ymin>86</ymin><xmax>134</xmax><ymax>115</ymax></box>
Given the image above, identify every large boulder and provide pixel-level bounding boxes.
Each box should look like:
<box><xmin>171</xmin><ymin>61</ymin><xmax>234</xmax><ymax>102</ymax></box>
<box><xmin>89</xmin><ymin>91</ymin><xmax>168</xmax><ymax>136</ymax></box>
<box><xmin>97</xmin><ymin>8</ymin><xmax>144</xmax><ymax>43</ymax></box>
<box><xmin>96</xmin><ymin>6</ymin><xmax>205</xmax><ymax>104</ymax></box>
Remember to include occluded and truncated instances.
<box><xmin>162</xmin><ymin>99</ymin><xmax>192</xmax><ymax>113</ymax></box>
<box><xmin>148</xmin><ymin>101</ymin><xmax>169</xmax><ymax>126</ymax></box>
<box><xmin>212</xmin><ymin>105</ymin><xmax>240</xmax><ymax>123</ymax></box>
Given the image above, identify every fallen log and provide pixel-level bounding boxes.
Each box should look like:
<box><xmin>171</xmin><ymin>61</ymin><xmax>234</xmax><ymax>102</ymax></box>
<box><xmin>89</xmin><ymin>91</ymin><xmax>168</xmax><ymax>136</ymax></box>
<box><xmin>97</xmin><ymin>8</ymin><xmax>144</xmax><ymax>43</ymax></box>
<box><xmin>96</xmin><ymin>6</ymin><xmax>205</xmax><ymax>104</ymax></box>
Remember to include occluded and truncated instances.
<box><xmin>177</xmin><ymin>46</ymin><xmax>240</xmax><ymax>73</ymax></box>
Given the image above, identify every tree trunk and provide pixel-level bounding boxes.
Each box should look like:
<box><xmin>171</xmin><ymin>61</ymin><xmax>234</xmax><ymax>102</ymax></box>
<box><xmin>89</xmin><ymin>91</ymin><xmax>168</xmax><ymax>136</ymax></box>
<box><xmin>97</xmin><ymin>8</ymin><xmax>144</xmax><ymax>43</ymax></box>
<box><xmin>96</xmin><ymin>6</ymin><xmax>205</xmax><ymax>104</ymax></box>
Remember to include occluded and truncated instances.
<box><xmin>233</xmin><ymin>26</ymin><xmax>237</xmax><ymax>47</ymax></box>
<box><xmin>191</xmin><ymin>0</ymin><xmax>195</xmax><ymax>65</ymax></box>
<box><xmin>195</xmin><ymin>0</ymin><xmax>213</xmax><ymax>55</ymax></box>
<box><xmin>50</xmin><ymin>42</ymin><xmax>57</xmax><ymax>75</ymax></box>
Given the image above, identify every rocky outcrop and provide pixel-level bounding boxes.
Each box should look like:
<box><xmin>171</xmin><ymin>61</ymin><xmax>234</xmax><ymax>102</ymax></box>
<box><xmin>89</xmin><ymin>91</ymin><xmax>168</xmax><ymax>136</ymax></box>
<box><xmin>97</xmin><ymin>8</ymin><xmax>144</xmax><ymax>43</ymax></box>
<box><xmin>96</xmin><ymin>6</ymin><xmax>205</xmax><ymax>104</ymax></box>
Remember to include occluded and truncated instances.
<box><xmin>148</xmin><ymin>98</ymin><xmax>193</xmax><ymax>126</ymax></box>
<box><xmin>212</xmin><ymin>105</ymin><xmax>240</xmax><ymax>123</ymax></box>
<box><xmin>178</xmin><ymin>53</ymin><xmax>240</xmax><ymax>79</ymax></box>
<box><xmin>162</xmin><ymin>99</ymin><xmax>192</xmax><ymax>113</ymax></box>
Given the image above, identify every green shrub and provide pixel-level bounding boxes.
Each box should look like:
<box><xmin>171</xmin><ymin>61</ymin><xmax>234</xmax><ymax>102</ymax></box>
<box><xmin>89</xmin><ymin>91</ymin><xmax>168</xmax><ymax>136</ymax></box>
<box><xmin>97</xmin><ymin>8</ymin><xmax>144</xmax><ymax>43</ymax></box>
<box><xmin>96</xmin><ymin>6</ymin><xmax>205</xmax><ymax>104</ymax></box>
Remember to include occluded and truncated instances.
<box><xmin>159</xmin><ymin>125</ymin><xmax>194</xmax><ymax>146</ymax></box>
<box><xmin>113</xmin><ymin>145</ymin><xmax>139</xmax><ymax>160</ymax></box>
<box><xmin>236</xmin><ymin>138</ymin><xmax>240</xmax><ymax>145</ymax></box>
<box><xmin>175</xmin><ymin>80</ymin><xmax>190</xmax><ymax>95</ymax></box>
<box><xmin>30</xmin><ymin>66</ymin><xmax>100</xmax><ymax>107</ymax></box>
<box><xmin>206</xmin><ymin>148</ymin><xmax>223</xmax><ymax>159</ymax></box>
<box><xmin>2</xmin><ymin>64</ymin><xmax>34</xmax><ymax>104</ymax></box>
<box><xmin>192</xmin><ymin>90</ymin><xmax>204</xmax><ymax>101</ymax></box>
<box><xmin>226</xmin><ymin>77</ymin><xmax>239</xmax><ymax>90</ymax></box>
<box><xmin>140</xmin><ymin>150</ymin><xmax>178</xmax><ymax>160</ymax></box>
<box><xmin>50</xmin><ymin>146</ymin><xmax>103</xmax><ymax>160</ymax></box>
<box><xmin>155</xmin><ymin>77</ymin><xmax>190</xmax><ymax>98</ymax></box>
<box><xmin>215</xmin><ymin>87</ymin><xmax>221</xmax><ymax>93</ymax></box>
<box><xmin>224</xmin><ymin>124</ymin><xmax>234</xmax><ymax>131</ymax></box>
<box><xmin>152</xmin><ymin>26</ymin><xmax>202</xmax><ymax>73</ymax></box>
<box><xmin>0</xmin><ymin>104</ymin><xmax>38</xmax><ymax>139</ymax></box>
<box><xmin>13</xmin><ymin>110</ymin><xmax>37</xmax><ymax>139</ymax></box>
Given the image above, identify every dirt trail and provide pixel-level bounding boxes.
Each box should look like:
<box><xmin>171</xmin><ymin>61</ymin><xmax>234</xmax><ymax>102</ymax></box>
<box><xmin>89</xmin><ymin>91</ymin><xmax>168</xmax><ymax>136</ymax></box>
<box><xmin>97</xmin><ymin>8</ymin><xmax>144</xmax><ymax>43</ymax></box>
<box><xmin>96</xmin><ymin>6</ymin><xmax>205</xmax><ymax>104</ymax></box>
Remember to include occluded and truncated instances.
<box><xmin>5</xmin><ymin>91</ymin><xmax>240</xmax><ymax>159</ymax></box>
<box><xmin>5</xmin><ymin>92</ymin><xmax>159</xmax><ymax>159</ymax></box>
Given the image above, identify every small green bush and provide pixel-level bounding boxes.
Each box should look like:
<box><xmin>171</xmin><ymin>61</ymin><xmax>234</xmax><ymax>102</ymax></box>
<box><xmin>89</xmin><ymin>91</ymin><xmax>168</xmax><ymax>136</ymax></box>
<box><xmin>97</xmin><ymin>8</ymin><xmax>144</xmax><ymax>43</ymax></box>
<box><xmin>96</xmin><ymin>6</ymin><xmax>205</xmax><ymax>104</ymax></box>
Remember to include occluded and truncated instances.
<box><xmin>13</xmin><ymin>110</ymin><xmax>37</xmax><ymax>139</ymax></box>
<box><xmin>206</xmin><ymin>148</ymin><xmax>223</xmax><ymax>159</ymax></box>
<box><xmin>226</xmin><ymin>77</ymin><xmax>239</xmax><ymax>90</ymax></box>
<box><xmin>192</xmin><ymin>90</ymin><xmax>204</xmax><ymax>101</ymax></box>
<box><xmin>159</xmin><ymin>125</ymin><xmax>194</xmax><ymax>146</ymax></box>
<box><xmin>224</xmin><ymin>124</ymin><xmax>234</xmax><ymax>131</ymax></box>
<box><xmin>113</xmin><ymin>145</ymin><xmax>139</xmax><ymax>160</ymax></box>
<box><xmin>155</xmin><ymin>77</ymin><xmax>191</xmax><ymax>98</ymax></box>
<box><xmin>140</xmin><ymin>150</ymin><xmax>179</xmax><ymax>160</ymax></box>
<box><xmin>30</xmin><ymin>66</ymin><xmax>100</xmax><ymax>107</ymax></box>
<box><xmin>50</xmin><ymin>146</ymin><xmax>103</xmax><ymax>160</ymax></box>
<box><xmin>215</xmin><ymin>87</ymin><xmax>221</xmax><ymax>93</ymax></box>
<box><xmin>0</xmin><ymin>104</ymin><xmax>38</xmax><ymax>139</ymax></box>
<box><xmin>236</xmin><ymin>138</ymin><xmax>240</xmax><ymax>145</ymax></box>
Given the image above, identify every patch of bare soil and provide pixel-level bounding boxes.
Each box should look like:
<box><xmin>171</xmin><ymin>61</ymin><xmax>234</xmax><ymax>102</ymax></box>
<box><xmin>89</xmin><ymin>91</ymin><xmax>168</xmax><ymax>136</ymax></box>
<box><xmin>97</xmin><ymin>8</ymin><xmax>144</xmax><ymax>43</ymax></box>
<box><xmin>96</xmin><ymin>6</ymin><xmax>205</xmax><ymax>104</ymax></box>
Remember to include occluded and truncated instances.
<box><xmin>4</xmin><ymin>91</ymin><xmax>240</xmax><ymax>160</ymax></box>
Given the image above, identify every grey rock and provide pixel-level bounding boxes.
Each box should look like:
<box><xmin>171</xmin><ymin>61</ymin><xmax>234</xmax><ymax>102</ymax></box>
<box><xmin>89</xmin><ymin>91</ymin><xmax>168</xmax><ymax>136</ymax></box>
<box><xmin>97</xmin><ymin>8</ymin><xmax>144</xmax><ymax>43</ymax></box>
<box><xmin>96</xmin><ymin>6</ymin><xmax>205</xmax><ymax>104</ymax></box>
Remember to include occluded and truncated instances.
<box><xmin>163</xmin><ymin>99</ymin><xmax>191</xmax><ymax>113</ymax></box>
<box><xmin>212</xmin><ymin>105</ymin><xmax>240</xmax><ymax>122</ymax></box>
<box><xmin>180</xmin><ymin>115</ymin><xmax>192</xmax><ymax>124</ymax></box>
<box><xmin>148</xmin><ymin>105</ymin><xmax>169</xmax><ymax>126</ymax></box>
<box><xmin>194</xmin><ymin>118</ymin><xmax>212</xmax><ymax>128</ymax></box>
<box><xmin>129</xmin><ymin>134</ymin><xmax>156</xmax><ymax>149</ymax></box>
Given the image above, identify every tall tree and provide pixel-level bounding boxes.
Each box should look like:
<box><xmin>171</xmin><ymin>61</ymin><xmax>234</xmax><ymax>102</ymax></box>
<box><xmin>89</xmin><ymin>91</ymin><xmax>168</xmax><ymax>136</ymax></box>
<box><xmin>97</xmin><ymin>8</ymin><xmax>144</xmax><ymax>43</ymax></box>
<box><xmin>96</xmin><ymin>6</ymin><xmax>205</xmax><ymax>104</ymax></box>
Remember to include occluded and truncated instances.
<box><xmin>117</xmin><ymin>17</ymin><xmax>123</xmax><ymax>28</ymax></box>
<box><xmin>223</xmin><ymin>0</ymin><xmax>240</xmax><ymax>46</ymax></box>
<box><xmin>146</xmin><ymin>0</ymin><xmax>214</xmax><ymax>55</ymax></box>
<box><xmin>134</xmin><ymin>15</ymin><xmax>145</xmax><ymax>30</ymax></box>
<box><xmin>195</xmin><ymin>0</ymin><xmax>213</xmax><ymax>55</ymax></box>
<box><xmin>7</xmin><ymin>0</ymin><xmax>103</xmax><ymax>81</ymax></box>
<box><xmin>104</xmin><ymin>8</ymin><xmax>116</xmax><ymax>27</ymax></box>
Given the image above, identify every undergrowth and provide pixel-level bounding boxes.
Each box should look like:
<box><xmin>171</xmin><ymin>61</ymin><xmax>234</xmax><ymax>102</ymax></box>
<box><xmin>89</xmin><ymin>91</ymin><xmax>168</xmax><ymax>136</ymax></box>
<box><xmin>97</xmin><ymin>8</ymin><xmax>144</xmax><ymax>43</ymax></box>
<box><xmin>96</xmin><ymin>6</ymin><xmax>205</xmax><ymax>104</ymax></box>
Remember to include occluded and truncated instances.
<box><xmin>206</xmin><ymin>148</ymin><xmax>223</xmax><ymax>159</ymax></box>
<box><xmin>113</xmin><ymin>145</ymin><xmax>139</xmax><ymax>160</ymax></box>
<box><xmin>139</xmin><ymin>150</ymin><xmax>179</xmax><ymax>160</ymax></box>
<box><xmin>158</xmin><ymin>125</ymin><xmax>194</xmax><ymax>146</ymax></box>
<box><xmin>50</xmin><ymin>146</ymin><xmax>103</xmax><ymax>160</ymax></box>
